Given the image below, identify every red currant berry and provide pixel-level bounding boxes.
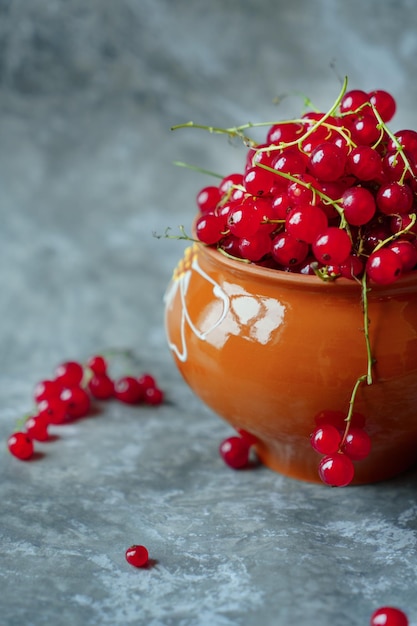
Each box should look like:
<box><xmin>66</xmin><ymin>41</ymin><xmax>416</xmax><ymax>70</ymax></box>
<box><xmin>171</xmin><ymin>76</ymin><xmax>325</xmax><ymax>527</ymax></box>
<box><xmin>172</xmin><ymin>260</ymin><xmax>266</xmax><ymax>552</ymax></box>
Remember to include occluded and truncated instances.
<box><xmin>318</xmin><ymin>453</ymin><xmax>355</xmax><ymax>487</ymax></box>
<box><xmin>236</xmin><ymin>428</ymin><xmax>258</xmax><ymax>447</ymax></box>
<box><xmin>227</xmin><ymin>204</ymin><xmax>261</xmax><ymax>238</ymax></box>
<box><xmin>347</xmin><ymin>146</ymin><xmax>382</xmax><ymax>181</ymax></box>
<box><xmin>87</xmin><ymin>374</ymin><xmax>114</xmax><ymax>400</ymax></box>
<box><xmin>340</xmin><ymin>89</ymin><xmax>369</xmax><ymax>114</ymax></box>
<box><xmin>348</xmin><ymin>113</ymin><xmax>381</xmax><ymax>146</ymax></box>
<box><xmin>38</xmin><ymin>397</ymin><xmax>68</xmax><ymax>425</ymax></box>
<box><xmin>314</xmin><ymin>409</ymin><xmax>346</xmax><ymax>429</ymax></box>
<box><xmin>390</xmin><ymin>213</ymin><xmax>417</xmax><ymax>238</ymax></box>
<box><xmin>272</xmin><ymin>149</ymin><xmax>307</xmax><ymax>178</ymax></box>
<box><xmin>376</xmin><ymin>182</ymin><xmax>413</xmax><ymax>216</ymax></box>
<box><xmin>238</xmin><ymin>230</ymin><xmax>272</xmax><ymax>262</ymax></box>
<box><xmin>244</xmin><ymin>166</ymin><xmax>276</xmax><ymax>197</ymax></box>
<box><xmin>266</xmin><ymin>121</ymin><xmax>302</xmax><ymax>145</ymax></box>
<box><xmin>368</xmin><ymin>89</ymin><xmax>396</xmax><ymax>122</ymax></box>
<box><xmin>218</xmin><ymin>173</ymin><xmax>244</xmax><ymax>195</ymax></box>
<box><xmin>370</xmin><ymin>606</ymin><xmax>408</xmax><ymax>626</ymax></box>
<box><xmin>34</xmin><ymin>379</ymin><xmax>62</xmax><ymax>403</ymax></box>
<box><xmin>25</xmin><ymin>414</ymin><xmax>49</xmax><ymax>441</ymax></box>
<box><xmin>219</xmin><ymin>436</ymin><xmax>250</xmax><ymax>469</ymax></box>
<box><xmin>312</xmin><ymin>227</ymin><xmax>352</xmax><ymax>265</ymax></box>
<box><xmin>287</xmin><ymin>174</ymin><xmax>317</xmax><ymax>205</ymax></box>
<box><xmin>195</xmin><ymin>212</ymin><xmax>226</xmax><ymax>245</ymax></box>
<box><xmin>137</xmin><ymin>373</ymin><xmax>156</xmax><ymax>390</ymax></box>
<box><xmin>196</xmin><ymin>185</ymin><xmax>221</xmax><ymax>213</ymax></box>
<box><xmin>271</xmin><ymin>232</ymin><xmax>309</xmax><ymax>266</ymax></box>
<box><xmin>342</xmin><ymin>186</ymin><xmax>376</xmax><ymax>226</ymax></box>
<box><xmin>144</xmin><ymin>387</ymin><xmax>164</xmax><ymax>406</ymax></box>
<box><xmin>7</xmin><ymin>432</ymin><xmax>34</xmax><ymax>460</ymax></box>
<box><xmin>55</xmin><ymin>361</ymin><xmax>84</xmax><ymax>387</ymax></box>
<box><xmin>114</xmin><ymin>376</ymin><xmax>144</xmax><ymax>404</ymax></box>
<box><xmin>341</xmin><ymin>427</ymin><xmax>372</xmax><ymax>461</ymax></box>
<box><xmin>87</xmin><ymin>355</ymin><xmax>108</xmax><ymax>376</ymax></box>
<box><xmin>388</xmin><ymin>129</ymin><xmax>417</xmax><ymax>160</ymax></box>
<box><xmin>310</xmin><ymin>424</ymin><xmax>342</xmax><ymax>455</ymax></box>
<box><xmin>286</xmin><ymin>203</ymin><xmax>328</xmax><ymax>244</ymax></box>
<box><xmin>308</xmin><ymin>143</ymin><xmax>346</xmax><ymax>182</ymax></box>
<box><xmin>60</xmin><ymin>386</ymin><xmax>91</xmax><ymax>418</ymax></box>
<box><xmin>328</xmin><ymin>254</ymin><xmax>364</xmax><ymax>280</ymax></box>
<box><xmin>366</xmin><ymin>248</ymin><xmax>403</xmax><ymax>285</ymax></box>
<box><xmin>125</xmin><ymin>545</ymin><xmax>149</xmax><ymax>568</ymax></box>
<box><xmin>388</xmin><ymin>239</ymin><xmax>417</xmax><ymax>272</ymax></box>
<box><xmin>271</xmin><ymin>191</ymin><xmax>292</xmax><ymax>219</ymax></box>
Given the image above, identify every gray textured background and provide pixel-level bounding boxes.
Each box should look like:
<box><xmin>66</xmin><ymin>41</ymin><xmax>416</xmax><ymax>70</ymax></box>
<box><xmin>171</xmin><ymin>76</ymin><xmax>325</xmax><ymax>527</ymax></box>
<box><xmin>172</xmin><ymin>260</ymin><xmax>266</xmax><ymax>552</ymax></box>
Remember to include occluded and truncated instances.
<box><xmin>1</xmin><ymin>1</ymin><xmax>417</xmax><ymax>625</ymax></box>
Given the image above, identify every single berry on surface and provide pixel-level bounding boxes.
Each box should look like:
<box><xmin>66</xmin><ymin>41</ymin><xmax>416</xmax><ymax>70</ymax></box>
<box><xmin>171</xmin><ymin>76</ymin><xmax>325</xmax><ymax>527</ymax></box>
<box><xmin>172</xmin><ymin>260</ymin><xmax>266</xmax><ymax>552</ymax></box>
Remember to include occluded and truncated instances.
<box><xmin>318</xmin><ymin>453</ymin><xmax>355</xmax><ymax>487</ymax></box>
<box><xmin>7</xmin><ymin>432</ymin><xmax>34</xmax><ymax>460</ymax></box>
<box><xmin>125</xmin><ymin>545</ymin><xmax>149</xmax><ymax>568</ymax></box>
<box><xmin>219</xmin><ymin>436</ymin><xmax>251</xmax><ymax>469</ymax></box>
<box><xmin>370</xmin><ymin>606</ymin><xmax>409</xmax><ymax>626</ymax></box>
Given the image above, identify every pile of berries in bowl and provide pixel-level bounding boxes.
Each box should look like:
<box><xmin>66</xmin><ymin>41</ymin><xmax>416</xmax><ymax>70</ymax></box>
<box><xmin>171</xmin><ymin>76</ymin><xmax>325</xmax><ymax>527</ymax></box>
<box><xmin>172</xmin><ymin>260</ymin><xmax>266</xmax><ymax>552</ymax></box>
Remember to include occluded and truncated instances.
<box><xmin>165</xmin><ymin>80</ymin><xmax>417</xmax><ymax>486</ymax></box>
<box><xmin>194</xmin><ymin>85</ymin><xmax>416</xmax><ymax>282</ymax></box>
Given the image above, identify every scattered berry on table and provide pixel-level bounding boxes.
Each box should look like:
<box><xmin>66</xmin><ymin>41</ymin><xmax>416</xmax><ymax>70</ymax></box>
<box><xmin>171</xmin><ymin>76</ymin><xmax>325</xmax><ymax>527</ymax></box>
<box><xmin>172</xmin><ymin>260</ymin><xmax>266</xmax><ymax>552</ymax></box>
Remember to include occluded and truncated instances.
<box><xmin>125</xmin><ymin>545</ymin><xmax>149</xmax><ymax>568</ymax></box>
<box><xmin>219</xmin><ymin>435</ymin><xmax>251</xmax><ymax>469</ymax></box>
<box><xmin>370</xmin><ymin>606</ymin><xmax>409</xmax><ymax>626</ymax></box>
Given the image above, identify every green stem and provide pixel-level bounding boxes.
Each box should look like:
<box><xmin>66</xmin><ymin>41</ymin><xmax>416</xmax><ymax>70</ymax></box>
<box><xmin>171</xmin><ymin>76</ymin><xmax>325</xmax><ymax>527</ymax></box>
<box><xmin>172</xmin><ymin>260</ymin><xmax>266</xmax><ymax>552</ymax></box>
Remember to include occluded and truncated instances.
<box><xmin>340</xmin><ymin>374</ymin><xmax>368</xmax><ymax>447</ymax></box>
<box><xmin>173</xmin><ymin>161</ymin><xmax>225</xmax><ymax>179</ymax></box>
<box><xmin>361</xmin><ymin>272</ymin><xmax>374</xmax><ymax>385</ymax></box>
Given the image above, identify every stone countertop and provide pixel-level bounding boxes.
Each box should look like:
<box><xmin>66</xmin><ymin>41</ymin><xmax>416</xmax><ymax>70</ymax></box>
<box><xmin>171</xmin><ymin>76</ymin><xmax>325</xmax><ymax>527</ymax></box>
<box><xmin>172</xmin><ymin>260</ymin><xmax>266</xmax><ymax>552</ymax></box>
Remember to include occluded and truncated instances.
<box><xmin>1</xmin><ymin>2</ymin><xmax>417</xmax><ymax>625</ymax></box>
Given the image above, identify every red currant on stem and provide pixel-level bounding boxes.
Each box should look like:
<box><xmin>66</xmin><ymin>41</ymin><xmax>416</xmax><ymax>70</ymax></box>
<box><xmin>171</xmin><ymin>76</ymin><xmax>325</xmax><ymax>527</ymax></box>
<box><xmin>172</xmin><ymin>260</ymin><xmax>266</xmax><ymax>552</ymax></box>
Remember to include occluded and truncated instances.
<box><xmin>87</xmin><ymin>354</ymin><xmax>108</xmax><ymax>376</ymax></box>
<box><xmin>34</xmin><ymin>379</ymin><xmax>62</xmax><ymax>403</ymax></box>
<box><xmin>55</xmin><ymin>360</ymin><xmax>84</xmax><ymax>387</ymax></box>
<box><xmin>38</xmin><ymin>397</ymin><xmax>68</xmax><ymax>425</ymax></box>
<box><xmin>125</xmin><ymin>545</ymin><xmax>149</xmax><ymax>568</ymax></box>
<box><xmin>114</xmin><ymin>376</ymin><xmax>144</xmax><ymax>404</ymax></box>
<box><xmin>310</xmin><ymin>424</ymin><xmax>342</xmax><ymax>455</ymax></box>
<box><xmin>341</xmin><ymin>427</ymin><xmax>372</xmax><ymax>460</ymax></box>
<box><xmin>144</xmin><ymin>386</ymin><xmax>164</xmax><ymax>406</ymax></box>
<box><xmin>318</xmin><ymin>453</ymin><xmax>355</xmax><ymax>487</ymax></box>
<box><xmin>370</xmin><ymin>606</ymin><xmax>408</xmax><ymax>626</ymax></box>
<box><xmin>25</xmin><ymin>414</ymin><xmax>50</xmax><ymax>441</ymax></box>
<box><xmin>7</xmin><ymin>432</ymin><xmax>34</xmax><ymax>460</ymax></box>
<box><xmin>60</xmin><ymin>386</ymin><xmax>91</xmax><ymax>419</ymax></box>
<box><xmin>87</xmin><ymin>374</ymin><xmax>114</xmax><ymax>400</ymax></box>
<box><xmin>366</xmin><ymin>248</ymin><xmax>403</xmax><ymax>285</ymax></box>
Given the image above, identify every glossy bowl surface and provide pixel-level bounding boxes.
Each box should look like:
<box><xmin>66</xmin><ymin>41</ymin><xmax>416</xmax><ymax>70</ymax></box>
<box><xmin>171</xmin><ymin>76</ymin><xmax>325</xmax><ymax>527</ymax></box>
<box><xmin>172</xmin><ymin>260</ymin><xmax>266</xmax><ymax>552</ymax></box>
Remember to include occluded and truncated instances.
<box><xmin>164</xmin><ymin>243</ymin><xmax>417</xmax><ymax>484</ymax></box>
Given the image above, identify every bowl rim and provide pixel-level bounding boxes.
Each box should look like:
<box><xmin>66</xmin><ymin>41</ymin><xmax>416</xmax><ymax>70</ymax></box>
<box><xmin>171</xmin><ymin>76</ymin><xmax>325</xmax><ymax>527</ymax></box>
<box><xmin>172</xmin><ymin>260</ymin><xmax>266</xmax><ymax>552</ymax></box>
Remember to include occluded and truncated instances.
<box><xmin>196</xmin><ymin>240</ymin><xmax>417</xmax><ymax>295</ymax></box>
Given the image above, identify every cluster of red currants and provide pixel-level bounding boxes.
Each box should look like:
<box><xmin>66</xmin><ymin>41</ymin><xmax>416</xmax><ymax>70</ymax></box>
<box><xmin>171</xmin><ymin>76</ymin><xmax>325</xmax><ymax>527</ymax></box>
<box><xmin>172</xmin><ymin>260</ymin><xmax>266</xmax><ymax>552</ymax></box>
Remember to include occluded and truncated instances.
<box><xmin>310</xmin><ymin>409</ymin><xmax>372</xmax><ymax>486</ymax></box>
<box><xmin>194</xmin><ymin>88</ymin><xmax>417</xmax><ymax>285</ymax></box>
<box><xmin>7</xmin><ymin>355</ymin><xmax>164</xmax><ymax>461</ymax></box>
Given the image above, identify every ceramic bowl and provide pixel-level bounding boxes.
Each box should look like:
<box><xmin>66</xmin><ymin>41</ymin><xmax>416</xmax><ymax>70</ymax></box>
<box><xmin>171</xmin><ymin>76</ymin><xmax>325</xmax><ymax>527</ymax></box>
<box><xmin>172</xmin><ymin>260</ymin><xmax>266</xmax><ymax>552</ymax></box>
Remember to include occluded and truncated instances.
<box><xmin>164</xmin><ymin>241</ymin><xmax>417</xmax><ymax>484</ymax></box>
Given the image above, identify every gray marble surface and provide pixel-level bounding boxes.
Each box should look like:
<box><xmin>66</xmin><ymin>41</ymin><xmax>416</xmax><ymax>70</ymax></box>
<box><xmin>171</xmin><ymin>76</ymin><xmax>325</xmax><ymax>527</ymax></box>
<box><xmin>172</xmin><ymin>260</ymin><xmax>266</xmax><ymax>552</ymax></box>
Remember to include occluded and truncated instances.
<box><xmin>1</xmin><ymin>1</ymin><xmax>417</xmax><ymax>624</ymax></box>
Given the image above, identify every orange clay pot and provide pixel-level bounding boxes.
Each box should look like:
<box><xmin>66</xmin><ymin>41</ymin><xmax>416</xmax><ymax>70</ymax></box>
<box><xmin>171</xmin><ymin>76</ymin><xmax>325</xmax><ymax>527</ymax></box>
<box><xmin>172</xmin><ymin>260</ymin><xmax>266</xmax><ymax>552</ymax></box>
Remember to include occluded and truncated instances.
<box><xmin>164</xmin><ymin>242</ymin><xmax>417</xmax><ymax>484</ymax></box>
